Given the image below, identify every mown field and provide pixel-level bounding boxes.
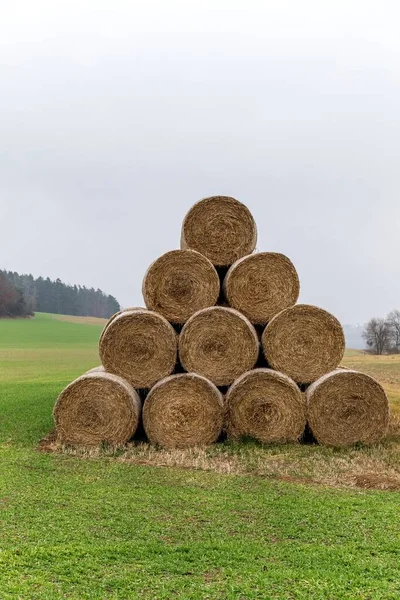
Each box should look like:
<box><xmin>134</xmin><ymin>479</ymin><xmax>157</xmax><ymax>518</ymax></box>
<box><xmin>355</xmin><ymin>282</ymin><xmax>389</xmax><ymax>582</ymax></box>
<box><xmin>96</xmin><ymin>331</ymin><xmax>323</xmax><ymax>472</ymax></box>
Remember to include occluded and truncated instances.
<box><xmin>0</xmin><ymin>313</ymin><xmax>399</xmax><ymax>599</ymax></box>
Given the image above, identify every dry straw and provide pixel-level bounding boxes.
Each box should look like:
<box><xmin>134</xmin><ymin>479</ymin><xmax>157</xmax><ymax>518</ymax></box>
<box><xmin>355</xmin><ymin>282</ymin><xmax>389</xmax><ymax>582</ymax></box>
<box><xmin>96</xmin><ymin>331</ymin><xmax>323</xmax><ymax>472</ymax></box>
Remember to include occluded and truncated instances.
<box><xmin>99</xmin><ymin>308</ymin><xmax>177</xmax><ymax>388</ymax></box>
<box><xmin>225</xmin><ymin>368</ymin><xmax>306</xmax><ymax>443</ymax></box>
<box><xmin>142</xmin><ymin>249</ymin><xmax>220</xmax><ymax>323</ymax></box>
<box><xmin>181</xmin><ymin>196</ymin><xmax>257</xmax><ymax>267</ymax></box>
<box><xmin>54</xmin><ymin>371</ymin><xmax>141</xmax><ymax>446</ymax></box>
<box><xmin>143</xmin><ymin>373</ymin><xmax>224</xmax><ymax>449</ymax></box>
<box><xmin>262</xmin><ymin>304</ymin><xmax>345</xmax><ymax>383</ymax></box>
<box><xmin>306</xmin><ymin>369</ymin><xmax>389</xmax><ymax>446</ymax></box>
<box><xmin>99</xmin><ymin>307</ymin><xmax>138</xmax><ymax>348</ymax></box>
<box><xmin>179</xmin><ymin>306</ymin><xmax>259</xmax><ymax>386</ymax></box>
<box><xmin>223</xmin><ymin>252</ymin><xmax>300</xmax><ymax>324</ymax></box>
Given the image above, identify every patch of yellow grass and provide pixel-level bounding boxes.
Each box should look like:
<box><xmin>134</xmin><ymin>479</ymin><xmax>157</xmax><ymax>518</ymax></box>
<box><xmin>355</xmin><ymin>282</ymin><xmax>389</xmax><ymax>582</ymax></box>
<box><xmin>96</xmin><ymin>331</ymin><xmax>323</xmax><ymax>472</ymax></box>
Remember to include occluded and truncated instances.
<box><xmin>41</xmin><ymin>413</ymin><xmax>400</xmax><ymax>491</ymax></box>
<box><xmin>48</xmin><ymin>314</ymin><xmax>108</xmax><ymax>326</ymax></box>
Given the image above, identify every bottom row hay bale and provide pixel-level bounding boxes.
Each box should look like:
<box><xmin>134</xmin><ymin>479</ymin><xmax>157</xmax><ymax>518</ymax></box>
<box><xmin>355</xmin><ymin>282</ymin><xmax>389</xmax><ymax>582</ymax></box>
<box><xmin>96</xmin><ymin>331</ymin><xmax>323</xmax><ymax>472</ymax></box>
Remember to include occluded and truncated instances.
<box><xmin>143</xmin><ymin>373</ymin><xmax>224</xmax><ymax>449</ymax></box>
<box><xmin>225</xmin><ymin>368</ymin><xmax>306</xmax><ymax>443</ymax></box>
<box><xmin>53</xmin><ymin>367</ymin><xmax>389</xmax><ymax>450</ymax></box>
<box><xmin>54</xmin><ymin>371</ymin><xmax>141</xmax><ymax>446</ymax></box>
<box><xmin>306</xmin><ymin>369</ymin><xmax>389</xmax><ymax>447</ymax></box>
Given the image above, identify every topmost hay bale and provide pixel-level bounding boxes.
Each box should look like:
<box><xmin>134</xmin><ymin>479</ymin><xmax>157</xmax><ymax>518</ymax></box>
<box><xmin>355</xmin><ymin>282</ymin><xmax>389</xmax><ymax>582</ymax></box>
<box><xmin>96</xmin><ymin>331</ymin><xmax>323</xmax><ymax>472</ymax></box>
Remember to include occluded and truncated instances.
<box><xmin>262</xmin><ymin>304</ymin><xmax>345</xmax><ymax>383</ymax></box>
<box><xmin>142</xmin><ymin>249</ymin><xmax>220</xmax><ymax>323</ymax></box>
<box><xmin>223</xmin><ymin>252</ymin><xmax>300</xmax><ymax>324</ymax></box>
<box><xmin>306</xmin><ymin>369</ymin><xmax>389</xmax><ymax>446</ymax></box>
<box><xmin>181</xmin><ymin>196</ymin><xmax>257</xmax><ymax>266</ymax></box>
<box><xmin>99</xmin><ymin>308</ymin><xmax>177</xmax><ymax>388</ymax></box>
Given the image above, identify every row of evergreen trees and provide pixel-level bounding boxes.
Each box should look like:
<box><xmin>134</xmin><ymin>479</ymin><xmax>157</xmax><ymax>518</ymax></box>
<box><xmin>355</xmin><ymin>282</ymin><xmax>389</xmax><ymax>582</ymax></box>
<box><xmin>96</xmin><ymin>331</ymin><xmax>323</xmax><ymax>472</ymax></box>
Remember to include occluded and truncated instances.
<box><xmin>1</xmin><ymin>271</ymin><xmax>120</xmax><ymax>319</ymax></box>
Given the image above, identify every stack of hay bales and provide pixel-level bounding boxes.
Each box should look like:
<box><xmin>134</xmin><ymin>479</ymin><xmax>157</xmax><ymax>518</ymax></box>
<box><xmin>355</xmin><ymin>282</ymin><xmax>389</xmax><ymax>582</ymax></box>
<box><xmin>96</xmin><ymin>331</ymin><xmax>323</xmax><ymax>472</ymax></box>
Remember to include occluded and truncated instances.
<box><xmin>54</xmin><ymin>196</ymin><xmax>389</xmax><ymax>449</ymax></box>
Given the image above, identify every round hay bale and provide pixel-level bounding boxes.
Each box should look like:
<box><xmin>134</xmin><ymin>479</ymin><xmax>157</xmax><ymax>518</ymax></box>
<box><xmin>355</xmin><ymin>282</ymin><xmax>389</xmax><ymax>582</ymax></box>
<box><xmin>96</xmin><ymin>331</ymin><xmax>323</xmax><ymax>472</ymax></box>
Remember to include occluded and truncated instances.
<box><xmin>54</xmin><ymin>372</ymin><xmax>141</xmax><ymax>446</ymax></box>
<box><xmin>99</xmin><ymin>308</ymin><xmax>177</xmax><ymax>388</ymax></box>
<box><xmin>181</xmin><ymin>196</ymin><xmax>257</xmax><ymax>266</ymax></box>
<box><xmin>143</xmin><ymin>373</ymin><xmax>223</xmax><ymax>448</ymax></box>
<box><xmin>262</xmin><ymin>304</ymin><xmax>345</xmax><ymax>383</ymax></box>
<box><xmin>142</xmin><ymin>249</ymin><xmax>220</xmax><ymax>323</ymax></box>
<box><xmin>306</xmin><ymin>369</ymin><xmax>389</xmax><ymax>446</ymax></box>
<box><xmin>223</xmin><ymin>252</ymin><xmax>300</xmax><ymax>324</ymax></box>
<box><xmin>225</xmin><ymin>369</ymin><xmax>306</xmax><ymax>443</ymax></box>
<box><xmin>179</xmin><ymin>306</ymin><xmax>259</xmax><ymax>386</ymax></box>
<box><xmin>99</xmin><ymin>307</ymin><xmax>139</xmax><ymax>347</ymax></box>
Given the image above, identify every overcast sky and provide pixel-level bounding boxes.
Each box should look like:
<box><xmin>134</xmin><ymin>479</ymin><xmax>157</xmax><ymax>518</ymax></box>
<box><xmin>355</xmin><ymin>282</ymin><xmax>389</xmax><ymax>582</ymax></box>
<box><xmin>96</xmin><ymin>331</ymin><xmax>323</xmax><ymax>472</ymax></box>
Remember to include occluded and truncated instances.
<box><xmin>1</xmin><ymin>1</ymin><xmax>399</xmax><ymax>324</ymax></box>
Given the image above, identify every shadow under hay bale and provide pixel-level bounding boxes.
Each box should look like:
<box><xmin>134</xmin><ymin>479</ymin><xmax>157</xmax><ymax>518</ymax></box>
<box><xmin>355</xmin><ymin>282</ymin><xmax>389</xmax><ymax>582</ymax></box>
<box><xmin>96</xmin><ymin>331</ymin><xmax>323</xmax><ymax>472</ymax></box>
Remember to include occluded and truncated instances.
<box><xmin>143</xmin><ymin>373</ymin><xmax>224</xmax><ymax>449</ymax></box>
<box><xmin>306</xmin><ymin>369</ymin><xmax>390</xmax><ymax>447</ymax></box>
<box><xmin>142</xmin><ymin>249</ymin><xmax>220</xmax><ymax>324</ymax></box>
<box><xmin>179</xmin><ymin>306</ymin><xmax>259</xmax><ymax>386</ymax></box>
<box><xmin>225</xmin><ymin>368</ymin><xmax>306</xmax><ymax>443</ymax></box>
<box><xmin>53</xmin><ymin>372</ymin><xmax>141</xmax><ymax>446</ymax></box>
<box><xmin>262</xmin><ymin>304</ymin><xmax>345</xmax><ymax>383</ymax></box>
<box><xmin>181</xmin><ymin>196</ymin><xmax>257</xmax><ymax>267</ymax></box>
<box><xmin>223</xmin><ymin>252</ymin><xmax>300</xmax><ymax>325</ymax></box>
<box><xmin>99</xmin><ymin>308</ymin><xmax>177</xmax><ymax>388</ymax></box>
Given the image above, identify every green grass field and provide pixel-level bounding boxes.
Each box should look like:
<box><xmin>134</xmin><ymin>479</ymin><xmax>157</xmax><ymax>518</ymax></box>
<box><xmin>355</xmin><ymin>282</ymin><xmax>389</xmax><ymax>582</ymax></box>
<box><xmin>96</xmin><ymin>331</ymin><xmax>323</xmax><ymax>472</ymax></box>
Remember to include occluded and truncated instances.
<box><xmin>1</xmin><ymin>313</ymin><xmax>399</xmax><ymax>599</ymax></box>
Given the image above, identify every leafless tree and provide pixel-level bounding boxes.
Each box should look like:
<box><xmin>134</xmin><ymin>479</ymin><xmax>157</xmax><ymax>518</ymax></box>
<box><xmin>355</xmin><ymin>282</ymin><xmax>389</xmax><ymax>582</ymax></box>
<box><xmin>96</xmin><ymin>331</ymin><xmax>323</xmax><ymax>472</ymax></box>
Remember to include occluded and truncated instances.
<box><xmin>362</xmin><ymin>317</ymin><xmax>392</xmax><ymax>355</ymax></box>
<box><xmin>387</xmin><ymin>309</ymin><xmax>400</xmax><ymax>353</ymax></box>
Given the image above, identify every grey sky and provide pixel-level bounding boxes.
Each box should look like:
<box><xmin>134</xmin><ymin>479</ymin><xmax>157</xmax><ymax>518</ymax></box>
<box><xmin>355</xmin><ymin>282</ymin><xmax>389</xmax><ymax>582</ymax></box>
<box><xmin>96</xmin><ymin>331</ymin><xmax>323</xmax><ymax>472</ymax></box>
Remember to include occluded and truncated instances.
<box><xmin>1</xmin><ymin>1</ymin><xmax>399</xmax><ymax>324</ymax></box>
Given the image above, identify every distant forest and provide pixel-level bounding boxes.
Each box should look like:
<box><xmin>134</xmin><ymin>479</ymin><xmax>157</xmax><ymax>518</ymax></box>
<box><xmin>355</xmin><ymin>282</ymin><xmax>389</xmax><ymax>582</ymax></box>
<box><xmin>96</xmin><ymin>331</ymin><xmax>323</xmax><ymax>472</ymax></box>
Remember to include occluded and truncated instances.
<box><xmin>1</xmin><ymin>270</ymin><xmax>120</xmax><ymax>318</ymax></box>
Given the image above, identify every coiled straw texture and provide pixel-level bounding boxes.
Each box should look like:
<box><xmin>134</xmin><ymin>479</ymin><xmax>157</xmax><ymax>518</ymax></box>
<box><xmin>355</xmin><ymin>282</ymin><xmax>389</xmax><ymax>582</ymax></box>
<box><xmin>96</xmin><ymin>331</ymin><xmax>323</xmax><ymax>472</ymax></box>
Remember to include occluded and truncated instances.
<box><xmin>262</xmin><ymin>304</ymin><xmax>345</xmax><ymax>383</ymax></box>
<box><xmin>143</xmin><ymin>373</ymin><xmax>224</xmax><ymax>449</ymax></box>
<box><xmin>223</xmin><ymin>252</ymin><xmax>300</xmax><ymax>324</ymax></box>
<box><xmin>225</xmin><ymin>368</ymin><xmax>306</xmax><ymax>443</ymax></box>
<box><xmin>99</xmin><ymin>308</ymin><xmax>177</xmax><ymax>388</ymax></box>
<box><xmin>142</xmin><ymin>249</ymin><xmax>220</xmax><ymax>323</ymax></box>
<box><xmin>306</xmin><ymin>369</ymin><xmax>389</xmax><ymax>447</ymax></box>
<box><xmin>179</xmin><ymin>306</ymin><xmax>259</xmax><ymax>386</ymax></box>
<box><xmin>181</xmin><ymin>196</ymin><xmax>257</xmax><ymax>266</ymax></box>
<box><xmin>54</xmin><ymin>371</ymin><xmax>141</xmax><ymax>446</ymax></box>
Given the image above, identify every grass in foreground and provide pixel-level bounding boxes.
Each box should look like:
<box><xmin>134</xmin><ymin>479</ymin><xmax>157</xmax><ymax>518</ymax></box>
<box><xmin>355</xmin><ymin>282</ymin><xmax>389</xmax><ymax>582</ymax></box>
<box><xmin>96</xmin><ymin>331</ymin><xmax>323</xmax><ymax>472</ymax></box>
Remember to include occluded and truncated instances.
<box><xmin>0</xmin><ymin>313</ymin><xmax>400</xmax><ymax>598</ymax></box>
<box><xmin>1</xmin><ymin>444</ymin><xmax>400</xmax><ymax>599</ymax></box>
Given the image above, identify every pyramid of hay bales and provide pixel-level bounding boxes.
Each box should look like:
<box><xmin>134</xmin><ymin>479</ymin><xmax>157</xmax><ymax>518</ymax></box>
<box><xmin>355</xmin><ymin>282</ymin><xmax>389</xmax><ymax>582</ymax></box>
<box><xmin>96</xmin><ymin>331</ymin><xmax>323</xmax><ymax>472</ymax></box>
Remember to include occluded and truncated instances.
<box><xmin>54</xmin><ymin>196</ymin><xmax>389</xmax><ymax>449</ymax></box>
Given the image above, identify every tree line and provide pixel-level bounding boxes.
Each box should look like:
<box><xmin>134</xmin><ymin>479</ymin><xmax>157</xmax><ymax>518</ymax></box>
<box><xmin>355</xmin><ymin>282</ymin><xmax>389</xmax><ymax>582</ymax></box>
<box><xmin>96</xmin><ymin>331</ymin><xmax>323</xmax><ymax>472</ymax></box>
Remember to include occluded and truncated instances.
<box><xmin>363</xmin><ymin>310</ymin><xmax>400</xmax><ymax>355</ymax></box>
<box><xmin>0</xmin><ymin>272</ymin><xmax>32</xmax><ymax>317</ymax></box>
<box><xmin>0</xmin><ymin>270</ymin><xmax>120</xmax><ymax>319</ymax></box>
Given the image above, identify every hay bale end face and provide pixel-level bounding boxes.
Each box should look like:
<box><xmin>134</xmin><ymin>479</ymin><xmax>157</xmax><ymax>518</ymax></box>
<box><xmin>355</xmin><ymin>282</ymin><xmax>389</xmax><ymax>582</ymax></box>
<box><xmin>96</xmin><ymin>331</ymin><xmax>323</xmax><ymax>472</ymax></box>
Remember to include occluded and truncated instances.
<box><xmin>225</xmin><ymin>368</ymin><xmax>306</xmax><ymax>443</ymax></box>
<box><xmin>54</xmin><ymin>372</ymin><xmax>141</xmax><ymax>446</ymax></box>
<box><xmin>262</xmin><ymin>304</ymin><xmax>345</xmax><ymax>383</ymax></box>
<box><xmin>99</xmin><ymin>307</ymin><xmax>139</xmax><ymax>348</ymax></box>
<box><xmin>223</xmin><ymin>252</ymin><xmax>300</xmax><ymax>324</ymax></box>
<box><xmin>181</xmin><ymin>196</ymin><xmax>257</xmax><ymax>266</ymax></box>
<box><xmin>179</xmin><ymin>306</ymin><xmax>259</xmax><ymax>386</ymax></box>
<box><xmin>306</xmin><ymin>369</ymin><xmax>389</xmax><ymax>446</ymax></box>
<box><xmin>142</xmin><ymin>249</ymin><xmax>220</xmax><ymax>323</ymax></box>
<box><xmin>99</xmin><ymin>308</ymin><xmax>177</xmax><ymax>388</ymax></box>
<box><xmin>143</xmin><ymin>373</ymin><xmax>224</xmax><ymax>449</ymax></box>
